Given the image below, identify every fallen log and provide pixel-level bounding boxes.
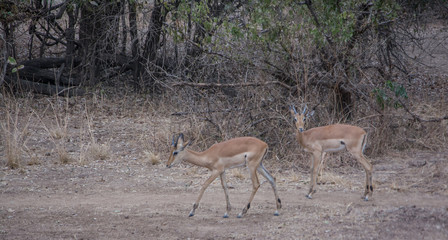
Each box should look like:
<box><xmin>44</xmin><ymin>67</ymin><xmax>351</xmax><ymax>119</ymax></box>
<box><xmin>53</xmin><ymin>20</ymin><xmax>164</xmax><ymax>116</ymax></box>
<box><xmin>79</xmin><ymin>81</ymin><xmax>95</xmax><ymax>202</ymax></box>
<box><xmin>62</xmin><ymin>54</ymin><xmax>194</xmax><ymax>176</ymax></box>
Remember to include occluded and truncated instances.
<box><xmin>20</xmin><ymin>57</ymin><xmax>81</xmax><ymax>69</ymax></box>
<box><xmin>3</xmin><ymin>75</ymin><xmax>85</xmax><ymax>96</ymax></box>
<box><xmin>19</xmin><ymin>65</ymin><xmax>81</xmax><ymax>86</ymax></box>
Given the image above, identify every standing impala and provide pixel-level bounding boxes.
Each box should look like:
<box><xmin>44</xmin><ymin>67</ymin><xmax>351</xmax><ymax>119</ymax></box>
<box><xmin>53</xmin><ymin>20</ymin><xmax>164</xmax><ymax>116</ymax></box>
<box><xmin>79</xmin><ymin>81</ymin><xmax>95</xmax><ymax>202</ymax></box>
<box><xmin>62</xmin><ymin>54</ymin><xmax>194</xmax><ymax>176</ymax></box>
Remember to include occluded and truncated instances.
<box><xmin>290</xmin><ymin>105</ymin><xmax>373</xmax><ymax>201</ymax></box>
<box><xmin>166</xmin><ymin>133</ymin><xmax>281</xmax><ymax>218</ymax></box>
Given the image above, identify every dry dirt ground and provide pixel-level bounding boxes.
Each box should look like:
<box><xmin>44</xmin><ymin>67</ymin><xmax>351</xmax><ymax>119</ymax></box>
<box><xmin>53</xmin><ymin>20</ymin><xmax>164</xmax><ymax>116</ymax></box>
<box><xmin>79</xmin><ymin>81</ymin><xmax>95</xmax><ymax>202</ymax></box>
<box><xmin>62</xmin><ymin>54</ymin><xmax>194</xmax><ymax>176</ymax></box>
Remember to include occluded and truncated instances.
<box><xmin>1</xmin><ymin>100</ymin><xmax>447</xmax><ymax>239</ymax></box>
<box><xmin>1</xmin><ymin>150</ymin><xmax>448</xmax><ymax>240</ymax></box>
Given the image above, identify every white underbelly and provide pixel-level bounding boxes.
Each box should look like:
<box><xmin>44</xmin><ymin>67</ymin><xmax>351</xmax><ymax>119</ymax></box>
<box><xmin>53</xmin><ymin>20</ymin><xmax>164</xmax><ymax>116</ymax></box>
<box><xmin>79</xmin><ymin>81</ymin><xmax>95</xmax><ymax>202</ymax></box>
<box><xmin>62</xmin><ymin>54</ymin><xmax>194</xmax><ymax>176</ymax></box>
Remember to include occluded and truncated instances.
<box><xmin>221</xmin><ymin>153</ymin><xmax>249</xmax><ymax>169</ymax></box>
<box><xmin>323</xmin><ymin>144</ymin><xmax>346</xmax><ymax>152</ymax></box>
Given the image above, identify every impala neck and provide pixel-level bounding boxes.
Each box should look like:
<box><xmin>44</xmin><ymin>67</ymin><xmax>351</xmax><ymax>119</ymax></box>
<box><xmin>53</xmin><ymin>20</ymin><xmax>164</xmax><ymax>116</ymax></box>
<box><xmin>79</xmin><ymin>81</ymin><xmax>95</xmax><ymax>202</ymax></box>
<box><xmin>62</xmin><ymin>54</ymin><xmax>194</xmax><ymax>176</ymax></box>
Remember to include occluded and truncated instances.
<box><xmin>183</xmin><ymin>149</ymin><xmax>213</xmax><ymax>169</ymax></box>
<box><xmin>296</xmin><ymin>128</ymin><xmax>307</xmax><ymax>146</ymax></box>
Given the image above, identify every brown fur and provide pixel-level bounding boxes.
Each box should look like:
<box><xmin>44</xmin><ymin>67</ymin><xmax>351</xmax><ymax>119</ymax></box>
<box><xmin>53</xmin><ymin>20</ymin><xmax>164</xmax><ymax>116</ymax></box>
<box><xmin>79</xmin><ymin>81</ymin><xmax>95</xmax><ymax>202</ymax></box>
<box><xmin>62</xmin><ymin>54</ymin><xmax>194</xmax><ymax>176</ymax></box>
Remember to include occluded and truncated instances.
<box><xmin>290</xmin><ymin>108</ymin><xmax>373</xmax><ymax>200</ymax></box>
<box><xmin>167</xmin><ymin>135</ymin><xmax>281</xmax><ymax>218</ymax></box>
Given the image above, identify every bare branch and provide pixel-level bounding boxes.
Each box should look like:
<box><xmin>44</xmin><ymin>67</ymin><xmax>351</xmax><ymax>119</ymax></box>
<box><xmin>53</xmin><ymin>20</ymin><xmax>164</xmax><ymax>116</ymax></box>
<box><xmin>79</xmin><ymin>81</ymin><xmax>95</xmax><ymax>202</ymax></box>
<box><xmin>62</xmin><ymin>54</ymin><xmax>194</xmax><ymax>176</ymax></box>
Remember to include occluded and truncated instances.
<box><xmin>171</xmin><ymin>81</ymin><xmax>292</xmax><ymax>90</ymax></box>
<box><xmin>397</xmin><ymin>98</ymin><xmax>448</xmax><ymax>123</ymax></box>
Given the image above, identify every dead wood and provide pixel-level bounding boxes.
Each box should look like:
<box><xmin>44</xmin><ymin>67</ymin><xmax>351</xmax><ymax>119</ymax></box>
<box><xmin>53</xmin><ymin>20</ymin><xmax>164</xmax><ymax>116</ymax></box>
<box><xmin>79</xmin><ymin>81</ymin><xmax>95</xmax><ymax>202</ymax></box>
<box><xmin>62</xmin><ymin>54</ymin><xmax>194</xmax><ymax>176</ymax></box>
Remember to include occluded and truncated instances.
<box><xmin>20</xmin><ymin>57</ymin><xmax>80</xmax><ymax>69</ymax></box>
<box><xmin>4</xmin><ymin>75</ymin><xmax>84</xmax><ymax>97</ymax></box>
<box><xmin>171</xmin><ymin>81</ymin><xmax>292</xmax><ymax>90</ymax></box>
<box><xmin>18</xmin><ymin>65</ymin><xmax>80</xmax><ymax>86</ymax></box>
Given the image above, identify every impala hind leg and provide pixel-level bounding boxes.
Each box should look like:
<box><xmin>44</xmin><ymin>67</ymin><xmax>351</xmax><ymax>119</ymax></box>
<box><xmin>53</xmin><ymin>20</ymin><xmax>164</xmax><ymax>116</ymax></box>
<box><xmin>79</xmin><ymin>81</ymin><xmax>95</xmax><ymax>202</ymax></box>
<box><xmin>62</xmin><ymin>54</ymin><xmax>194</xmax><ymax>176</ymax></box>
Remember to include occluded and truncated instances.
<box><xmin>317</xmin><ymin>152</ymin><xmax>327</xmax><ymax>182</ymax></box>
<box><xmin>189</xmin><ymin>171</ymin><xmax>220</xmax><ymax>217</ymax></box>
<box><xmin>220</xmin><ymin>172</ymin><xmax>231</xmax><ymax>218</ymax></box>
<box><xmin>360</xmin><ymin>155</ymin><xmax>373</xmax><ymax>201</ymax></box>
<box><xmin>257</xmin><ymin>163</ymin><xmax>281</xmax><ymax>216</ymax></box>
<box><xmin>349</xmin><ymin>150</ymin><xmax>373</xmax><ymax>201</ymax></box>
<box><xmin>237</xmin><ymin>165</ymin><xmax>260</xmax><ymax>218</ymax></box>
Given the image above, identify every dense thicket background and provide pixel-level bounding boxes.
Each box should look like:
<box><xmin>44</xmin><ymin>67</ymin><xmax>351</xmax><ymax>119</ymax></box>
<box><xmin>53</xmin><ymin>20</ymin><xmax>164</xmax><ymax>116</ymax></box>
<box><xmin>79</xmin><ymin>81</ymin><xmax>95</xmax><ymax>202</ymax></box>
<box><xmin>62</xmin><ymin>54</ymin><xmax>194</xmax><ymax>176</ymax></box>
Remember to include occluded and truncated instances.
<box><xmin>1</xmin><ymin>2</ymin><xmax>448</xmax><ymax>239</ymax></box>
<box><xmin>1</xmin><ymin>0</ymin><xmax>447</xmax><ymax>168</ymax></box>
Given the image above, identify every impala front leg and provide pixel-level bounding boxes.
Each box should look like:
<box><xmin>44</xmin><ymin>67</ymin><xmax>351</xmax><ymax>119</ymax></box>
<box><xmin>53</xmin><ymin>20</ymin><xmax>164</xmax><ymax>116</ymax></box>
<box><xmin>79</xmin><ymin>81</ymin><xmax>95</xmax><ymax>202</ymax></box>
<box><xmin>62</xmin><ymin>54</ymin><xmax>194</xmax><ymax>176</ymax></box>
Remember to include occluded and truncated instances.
<box><xmin>189</xmin><ymin>171</ymin><xmax>220</xmax><ymax>217</ymax></box>
<box><xmin>307</xmin><ymin>152</ymin><xmax>321</xmax><ymax>199</ymax></box>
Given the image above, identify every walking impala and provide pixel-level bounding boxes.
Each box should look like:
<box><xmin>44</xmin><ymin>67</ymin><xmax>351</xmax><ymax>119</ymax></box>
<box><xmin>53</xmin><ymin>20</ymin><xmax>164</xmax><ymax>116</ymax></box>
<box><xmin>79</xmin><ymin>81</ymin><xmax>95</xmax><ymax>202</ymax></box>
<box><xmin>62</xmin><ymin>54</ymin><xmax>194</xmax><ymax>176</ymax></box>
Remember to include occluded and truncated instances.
<box><xmin>166</xmin><ymin>133</ymin><xmax>282</xmax><ymax>218</ymax></box>
<box><xmin>290</xmin><ymin>105</ymin><xmax>373</xmax><ymax>201</ymax></box>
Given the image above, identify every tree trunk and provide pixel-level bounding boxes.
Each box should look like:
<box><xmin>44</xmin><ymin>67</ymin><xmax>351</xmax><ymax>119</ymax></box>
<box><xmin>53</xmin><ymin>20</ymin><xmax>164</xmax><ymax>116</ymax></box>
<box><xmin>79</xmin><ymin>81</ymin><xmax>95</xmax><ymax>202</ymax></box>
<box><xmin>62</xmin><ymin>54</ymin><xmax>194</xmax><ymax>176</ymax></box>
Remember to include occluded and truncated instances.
<box><xmin>102</xmin><ymin>1</ymin><xmax>121</xmax><ymax>55</ymax></box>
<box><xmin>79</xmin><ymin>2</ymin><xmax>98</xmax><ymax>85</ymax></box>
<box><xmin>121</xmin><ymin>0</ymin><xmax>128</xmax><ymax>55</ymax></box>
<box><xmin>140</xmin><ymin>0</ymin><xmax>170</xmax><ymax>89</ymax></box>
<box><xmin>79</xmin><ymin>1</ymin><xmax>122</xmax><ymax>86</ymax></box>
<box><xmin>142</xmin><ymin>0</ymin><xmax>165</xmax><ymax>64</ymax></box>
<box><xmin>4</xmin><ymin>23</ymin><xmax>15</xmax><ymax>59</ymax></box>
<box><xmin>128</xmin><ymin>0</ymin><xmax>140</xmax><ymax>89</ymax></box>
<box><xmin>65</xmin><ymin>3</ymin><xmax>77</xmax><ymax>70</ymax></box>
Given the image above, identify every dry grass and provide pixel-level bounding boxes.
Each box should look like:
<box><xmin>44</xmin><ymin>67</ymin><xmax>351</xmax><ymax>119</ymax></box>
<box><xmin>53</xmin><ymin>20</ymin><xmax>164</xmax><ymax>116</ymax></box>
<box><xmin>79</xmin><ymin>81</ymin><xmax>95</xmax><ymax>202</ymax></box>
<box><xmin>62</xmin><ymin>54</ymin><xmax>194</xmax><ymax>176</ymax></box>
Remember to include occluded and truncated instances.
<box><xmin>1</xmin><ymin>72</ymin><xmax>445</xmax><ymax>173</ymax></box>
<box><xmin>317</xmin><ymin>171</ymin><xmax>351</xmax><ymax>187</ymax></box>
<box><xmin>57</xmin><ymin>148</ymin><xmax>72</xmax><ymax>164</ymax></box>
<box><xmin>143</xmin><ymin>151</ymin><xmax>161</xmax><ymax>165</ymax></box>
<box><xmin>230</xmin><ymin>168</ymin><xmax>246</xmax><ymax>180</ymax></box>
<box><xmin>32</xmin><ymin>97</ymin><xmax>73</xmax><ymax>164</ymax></box>
<box><xmin>87</xmin><ymin>142</ymin><xmax>111</xmax><ymax>161</ymax></box>
<box><xmin>26</xmin><ymin>152</ymin><xmax>40</xmax><ymax>166</ymax></box>
<box><xmin>284</xmin><ymin>170</ymin><xmax>304</xmax><ymax>184</ymax></box>
<box><xmin>49</xmin><ymin>127</ymin><xmax>67</xmax><ymax>140</ymax></box>
<box><xmin>0</xmin><ymin>95</ymin><xmax>33</xmax><ymax>168</ymax></box>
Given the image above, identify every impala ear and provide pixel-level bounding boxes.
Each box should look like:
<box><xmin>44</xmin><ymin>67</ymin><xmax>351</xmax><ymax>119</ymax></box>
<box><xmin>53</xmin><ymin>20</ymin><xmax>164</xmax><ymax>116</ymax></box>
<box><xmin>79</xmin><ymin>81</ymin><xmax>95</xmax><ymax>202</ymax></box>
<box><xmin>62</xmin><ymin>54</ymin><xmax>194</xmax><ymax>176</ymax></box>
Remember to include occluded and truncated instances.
<box><xmin>289</xmin><ymin>105</ymin><xmax>298</xmax><ymax>122</ymax></box>
<box><xmin>307</xmin><ymin>110</ymin><xmax>315</xmax><ymax>118</ymax></box>
<box><xmin>303</xmin><ymin>110</ymin><xmax>315</xmax><ymax>122</ymax></box>
<box><xmin>185</xmin><ymin>139</ymin><xmax>194</xmax><ymax>148</ymax></box>
<box><xmin>179</xmin><ymin>138</ymin><xmax>194</xmax><ymax>151</ymax></box>
<box><xmin>177</xmin><ymin>133</ymin><xmax>185</xmax><ymax>147</ymax></box>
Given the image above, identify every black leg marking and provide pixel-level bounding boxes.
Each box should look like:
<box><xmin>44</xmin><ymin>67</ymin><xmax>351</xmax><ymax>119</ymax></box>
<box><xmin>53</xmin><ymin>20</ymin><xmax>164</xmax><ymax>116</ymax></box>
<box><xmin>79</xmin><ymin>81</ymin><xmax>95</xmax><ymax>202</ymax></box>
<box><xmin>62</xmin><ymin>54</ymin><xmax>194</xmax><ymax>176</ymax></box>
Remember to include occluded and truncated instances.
<box><xmin>370</xmin><ymin>185</ymin><xmax>373</xmax><ymax>192</ymax></box>
<box><xmin>278</xmin><ymin>198</ymin><xmax>282</xmax><ymax>204</ymax></box>
<box><xmin>247</xmin><ymin>203</ymin><xmax>250</xmax><ymax>210</ymax></box>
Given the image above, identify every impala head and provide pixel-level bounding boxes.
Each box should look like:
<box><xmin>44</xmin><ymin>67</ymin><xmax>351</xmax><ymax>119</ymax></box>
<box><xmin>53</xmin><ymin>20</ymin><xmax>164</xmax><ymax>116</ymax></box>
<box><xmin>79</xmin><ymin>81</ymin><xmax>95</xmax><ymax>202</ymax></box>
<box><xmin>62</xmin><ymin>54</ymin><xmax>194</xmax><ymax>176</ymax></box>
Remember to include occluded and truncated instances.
<box><xmin>167</xmin><ymin>133</ymin><xmax>192</xmax><ymax>168</ymax></box>
<box><xmin>289</xmin><ymin>105</ymin><xmax>314</xmax><ymax>132</ymax></box>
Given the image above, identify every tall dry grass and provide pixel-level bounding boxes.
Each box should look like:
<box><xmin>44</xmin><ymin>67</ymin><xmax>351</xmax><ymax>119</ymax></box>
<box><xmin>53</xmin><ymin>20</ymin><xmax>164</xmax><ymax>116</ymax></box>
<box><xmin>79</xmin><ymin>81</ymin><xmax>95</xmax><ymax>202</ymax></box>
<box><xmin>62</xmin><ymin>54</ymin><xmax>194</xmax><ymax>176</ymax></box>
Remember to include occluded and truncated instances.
<box><xmin>35</xmin><ymin>96</ymin><xmax>74</xmax><ymax>164</ymax></box>
<box><xmin>0</xmin><ymin>93</ymin><xmax>33</xmax><ymax>168</ymax></box>
<box><xmin>158</xmin><ymin>72</ymin><xmax>447</xmax><ymax>174</ymax></box>
<box><xmin>81</xmin><ymin>105</ymin><xmax>111</xmax><ymax>163</ymax></box>
<box><xmin>0</xmin><ymin>71</ymin><xmax>445</xmax><ymax>173</ymax></box>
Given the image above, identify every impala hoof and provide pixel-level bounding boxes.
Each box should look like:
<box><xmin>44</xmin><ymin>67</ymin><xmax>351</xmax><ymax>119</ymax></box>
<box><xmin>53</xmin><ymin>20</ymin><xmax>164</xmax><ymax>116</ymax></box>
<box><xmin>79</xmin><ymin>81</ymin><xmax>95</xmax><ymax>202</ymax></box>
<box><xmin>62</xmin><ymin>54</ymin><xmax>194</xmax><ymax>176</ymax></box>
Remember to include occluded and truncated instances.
<box><xmin>274</xmin><ymin>211</ymin><xmax>280</xmax><ymax>216</ymax></box>
<box><xmin>237</xmin><ymin>213</ymin><xmax>243</xmax><ymax>218</ymax></box>
<box><xmin>188</xmin><ymin>213</ymin><xmax>194</xmax><ymax>217</ymax></box>
<box><xmin>363</xmin><ymin>196</ymin><xmax>369</xmax><ymax>201</ymax></box>
<box><xmin>306</xmin><ymin>194</ymin><xmax>312</xmax><ymax>199</ymax></box>
<box><xmin>223</xmin><ymin>213</ymin><xmax>229</xmax><ymax>218</ymax></box>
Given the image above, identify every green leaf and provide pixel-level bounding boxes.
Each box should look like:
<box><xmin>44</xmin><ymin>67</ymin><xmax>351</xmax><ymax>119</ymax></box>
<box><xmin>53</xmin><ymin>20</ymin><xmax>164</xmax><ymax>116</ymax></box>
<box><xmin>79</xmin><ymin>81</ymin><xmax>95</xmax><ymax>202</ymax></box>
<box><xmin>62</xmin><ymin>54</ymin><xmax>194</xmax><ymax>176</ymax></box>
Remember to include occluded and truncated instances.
<box><xmin>12</xmin><ymin>68</ymin><xmax>17</xmax><ymax>73</ymax></box>
<box><xmin>8</xmin><ymin>56</ymin><xmax>17</xmax><ymax>65</ymax></box>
